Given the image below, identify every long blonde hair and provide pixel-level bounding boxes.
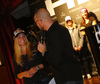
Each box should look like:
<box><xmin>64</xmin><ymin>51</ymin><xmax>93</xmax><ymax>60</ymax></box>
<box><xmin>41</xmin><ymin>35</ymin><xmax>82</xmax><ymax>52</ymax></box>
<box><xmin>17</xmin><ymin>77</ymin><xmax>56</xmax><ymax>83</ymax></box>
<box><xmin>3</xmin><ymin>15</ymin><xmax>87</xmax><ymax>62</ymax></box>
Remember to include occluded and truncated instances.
<box><xmin>14</xmin><ymin>36</ymin><xmax>32</xmax><ymax>66</ymax></box>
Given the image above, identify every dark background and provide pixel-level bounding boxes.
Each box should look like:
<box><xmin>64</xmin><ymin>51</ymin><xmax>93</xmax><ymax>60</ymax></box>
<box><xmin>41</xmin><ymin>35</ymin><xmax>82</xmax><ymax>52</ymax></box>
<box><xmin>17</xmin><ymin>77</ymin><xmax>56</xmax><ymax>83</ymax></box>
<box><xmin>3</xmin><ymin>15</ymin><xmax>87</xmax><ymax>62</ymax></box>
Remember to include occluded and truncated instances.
<box><xmin>13</xmin><ymin>0</ymin><xmax>100</xmax><ymax>28</ymax></box>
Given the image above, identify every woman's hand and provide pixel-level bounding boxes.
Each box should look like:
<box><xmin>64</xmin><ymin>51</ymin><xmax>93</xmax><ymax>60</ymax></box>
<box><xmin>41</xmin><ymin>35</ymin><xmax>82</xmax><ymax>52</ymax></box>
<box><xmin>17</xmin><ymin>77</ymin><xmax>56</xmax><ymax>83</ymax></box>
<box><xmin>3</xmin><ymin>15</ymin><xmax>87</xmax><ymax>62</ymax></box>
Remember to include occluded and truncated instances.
<box><xmin>24</xmin><ymin>71</ymin><xmax>34</xmax><ymax>78</ymax></box>
<box><xmin>74</xmin><ymin>47</ymin><xmax>78</xmax><ymax>51</ymax></box>
<box><xmin>17</xmin><ymin>71</ymin><xmax>34</xmax><ymax>79</ymax></box>
<box><xmin>74</xmin><ymin>46</ymin><xmax>82</xmax><ymax>51</ymax></box>
<box><xmin>29</xmin><ymin>64</ymin><xmax>44</xmax><ymax>75</ymax></box>
<box><xmin>77</xmin><ymin>46</ymin><xmax>82</xmax><ymax>51</ymax></box>
<box><xmin>18</xmin><ymin>64</ymin><xmax>44</xmax><ymax>79</ymax></box>
<box><xmin>29</xmin><ymin>66</ymin><xmax>38</xmax><ymax>75</ymax></box>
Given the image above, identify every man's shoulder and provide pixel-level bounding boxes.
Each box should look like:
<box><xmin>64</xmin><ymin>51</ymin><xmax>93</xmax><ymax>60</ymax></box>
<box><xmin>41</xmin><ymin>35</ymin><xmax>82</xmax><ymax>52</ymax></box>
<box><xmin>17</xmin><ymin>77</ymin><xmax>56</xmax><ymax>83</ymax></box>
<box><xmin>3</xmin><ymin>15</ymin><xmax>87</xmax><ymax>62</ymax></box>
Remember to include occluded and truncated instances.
<box><xmin>59</xmin><ymin>25</ymin><xmax>68</xmax><ymax>32</ymax></box>
<box><xmin>52</xmin><ymin>21</ymin><xmax>68</xmax><ymax>33</ymax></box>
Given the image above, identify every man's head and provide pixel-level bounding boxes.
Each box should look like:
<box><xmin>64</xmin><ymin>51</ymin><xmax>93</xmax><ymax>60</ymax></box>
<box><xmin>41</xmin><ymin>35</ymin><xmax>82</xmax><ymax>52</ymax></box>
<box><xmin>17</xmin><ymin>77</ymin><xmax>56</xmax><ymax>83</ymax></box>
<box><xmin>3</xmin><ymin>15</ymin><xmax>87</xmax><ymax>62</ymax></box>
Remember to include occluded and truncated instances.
<box><xmin>34</xmin><ymin>8</ymin><xmax>53</xmax><ymax>31</ymax></box>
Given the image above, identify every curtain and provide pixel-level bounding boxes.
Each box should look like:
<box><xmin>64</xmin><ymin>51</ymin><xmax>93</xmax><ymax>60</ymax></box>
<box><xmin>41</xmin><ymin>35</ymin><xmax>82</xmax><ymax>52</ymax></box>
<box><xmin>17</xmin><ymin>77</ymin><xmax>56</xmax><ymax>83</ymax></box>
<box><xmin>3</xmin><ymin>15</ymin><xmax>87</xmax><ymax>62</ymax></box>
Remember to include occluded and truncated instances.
<box><xmin>0</xmin><ymin>0</ymin><xmax>23</xmax><ymax>84</ymax></box>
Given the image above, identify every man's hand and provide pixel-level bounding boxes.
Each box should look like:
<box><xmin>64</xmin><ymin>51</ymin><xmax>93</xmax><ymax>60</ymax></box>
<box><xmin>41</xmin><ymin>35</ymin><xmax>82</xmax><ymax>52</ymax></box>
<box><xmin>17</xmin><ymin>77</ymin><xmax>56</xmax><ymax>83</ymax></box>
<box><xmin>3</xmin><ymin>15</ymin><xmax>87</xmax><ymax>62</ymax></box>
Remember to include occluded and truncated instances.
<box><xmin>37</xmin><ymin>42</ymin><xmax>46</xmax><ymax>53</ymax></box>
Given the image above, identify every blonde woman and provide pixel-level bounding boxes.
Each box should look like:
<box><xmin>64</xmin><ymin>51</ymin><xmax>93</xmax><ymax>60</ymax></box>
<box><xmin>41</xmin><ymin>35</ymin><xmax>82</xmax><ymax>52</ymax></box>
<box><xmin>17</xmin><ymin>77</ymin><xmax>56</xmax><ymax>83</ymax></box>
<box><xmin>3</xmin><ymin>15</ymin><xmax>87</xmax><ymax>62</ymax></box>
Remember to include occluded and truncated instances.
<box><xmin>65</xmin><ymin>16</ymin><xmax>83</xmax><ymax>54</ymax></box>
<box><xmin>13</xmin><ymin>28</ymin><xmax>49</xmax><ymax>84</ymax></box>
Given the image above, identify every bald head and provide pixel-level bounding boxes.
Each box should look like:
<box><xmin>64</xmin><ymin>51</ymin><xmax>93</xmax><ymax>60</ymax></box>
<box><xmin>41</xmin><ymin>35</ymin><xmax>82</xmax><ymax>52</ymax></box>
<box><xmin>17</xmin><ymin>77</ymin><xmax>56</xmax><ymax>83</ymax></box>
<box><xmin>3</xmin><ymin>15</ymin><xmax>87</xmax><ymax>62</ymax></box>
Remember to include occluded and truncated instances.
<box><xmin>34</xmin><ymin>8</ymin><xmax>53</xmax><ymax>31</ymax></box>
<box><xmin>34</xmin><ymin>8</ymin><xmax>51</xmax><ymax>21</ymax></box>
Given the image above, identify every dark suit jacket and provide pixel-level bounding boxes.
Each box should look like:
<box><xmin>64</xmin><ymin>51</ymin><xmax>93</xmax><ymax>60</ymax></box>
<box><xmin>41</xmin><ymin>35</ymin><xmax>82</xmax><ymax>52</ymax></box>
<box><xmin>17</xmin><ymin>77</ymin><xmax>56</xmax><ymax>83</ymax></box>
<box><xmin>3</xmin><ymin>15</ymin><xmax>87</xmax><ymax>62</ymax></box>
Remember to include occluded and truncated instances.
<box><xmin>44</xmin><ymin>21</ymin><xmax>82</xmax><ymax>84</ymax></box>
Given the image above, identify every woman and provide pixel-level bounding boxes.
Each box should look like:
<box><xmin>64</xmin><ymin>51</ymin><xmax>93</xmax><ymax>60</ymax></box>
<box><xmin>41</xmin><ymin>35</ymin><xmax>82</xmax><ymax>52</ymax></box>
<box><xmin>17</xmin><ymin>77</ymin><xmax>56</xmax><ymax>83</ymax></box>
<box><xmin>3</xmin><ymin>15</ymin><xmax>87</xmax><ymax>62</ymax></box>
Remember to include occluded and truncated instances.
<box><xmin>80</xmin><ymin>8</ymin><xmax>97</xmax><ymax>29</ymax></box>
<box><xmin>80</xmin><ymin>8</ymin><xmax>98</xmax><ymax>79</ymax></box>
<box><xmin>65</xmin><ymin>16</ymin><xmax>83</xmax><ymax>61</ymax></box>
<box><xmin>13</xmin><ymin>28</ymin><xmax>49</xmax><ymax>84</ymax></box>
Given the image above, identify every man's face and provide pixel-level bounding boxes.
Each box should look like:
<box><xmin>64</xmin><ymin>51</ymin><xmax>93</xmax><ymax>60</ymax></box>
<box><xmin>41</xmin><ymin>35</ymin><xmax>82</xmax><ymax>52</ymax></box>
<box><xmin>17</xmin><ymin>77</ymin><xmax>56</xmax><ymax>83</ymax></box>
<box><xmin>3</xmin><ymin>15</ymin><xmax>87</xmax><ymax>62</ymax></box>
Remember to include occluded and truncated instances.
<box><xmin>34</xmin><ymin>15</ymin><xmax>44</xmax><ymax>30</ymax></box>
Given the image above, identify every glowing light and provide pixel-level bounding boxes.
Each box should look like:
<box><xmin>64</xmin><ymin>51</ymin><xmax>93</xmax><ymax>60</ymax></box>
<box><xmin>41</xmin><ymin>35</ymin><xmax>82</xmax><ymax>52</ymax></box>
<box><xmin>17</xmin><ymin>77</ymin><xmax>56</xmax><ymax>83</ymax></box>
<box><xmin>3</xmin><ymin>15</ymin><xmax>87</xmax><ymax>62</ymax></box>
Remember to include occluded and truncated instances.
<box><xmin>0</xmin><ymin>61</ymin><xmax>2</xmax><ymax>65</ymax></box>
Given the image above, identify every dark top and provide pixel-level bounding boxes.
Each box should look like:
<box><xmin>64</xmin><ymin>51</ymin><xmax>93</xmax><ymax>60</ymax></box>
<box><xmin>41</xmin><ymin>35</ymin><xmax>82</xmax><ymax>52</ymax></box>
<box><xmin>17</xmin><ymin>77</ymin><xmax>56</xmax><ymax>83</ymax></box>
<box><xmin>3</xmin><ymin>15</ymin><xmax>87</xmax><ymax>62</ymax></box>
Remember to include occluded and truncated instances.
<box><xmin>44</xmin><ymin>21</ymin><xmax>82</xmax><ymax>84</ymax></box>
<box><xmin>13</xmin><ymin>51</ymin><xmax>48</xmax><ymax>84</ymax></box>
<box><xmin>80</xmin><ymin>35</ymin><xmax>91</xmax><ymax>59</ymax></box>
<box><xmin>80</xmin><ymin>16</ymin><xmax>96</xmax><ymax>59</ymax></box>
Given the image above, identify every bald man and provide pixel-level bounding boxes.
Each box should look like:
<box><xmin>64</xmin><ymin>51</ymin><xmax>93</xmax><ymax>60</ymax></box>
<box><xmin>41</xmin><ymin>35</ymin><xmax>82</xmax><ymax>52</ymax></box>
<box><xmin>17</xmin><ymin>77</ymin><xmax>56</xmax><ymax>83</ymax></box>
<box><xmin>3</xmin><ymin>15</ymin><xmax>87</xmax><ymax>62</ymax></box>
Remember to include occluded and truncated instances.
<box><xmin>34</xmin><ymin>8</ymin><xmax>83</xmax><ymax>84</ymax></box>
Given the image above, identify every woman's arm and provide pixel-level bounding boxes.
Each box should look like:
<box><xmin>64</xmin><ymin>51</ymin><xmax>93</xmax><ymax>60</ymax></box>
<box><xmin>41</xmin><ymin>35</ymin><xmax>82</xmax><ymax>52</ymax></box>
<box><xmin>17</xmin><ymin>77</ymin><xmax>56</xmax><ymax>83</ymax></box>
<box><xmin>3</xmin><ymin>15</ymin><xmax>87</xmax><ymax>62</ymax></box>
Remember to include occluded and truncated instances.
<box><xmin>92</xmin><ymin>20</ymin><xmax>97</xmax><ymax>25</ymax></box>
<box><xmin>17</xmin><ymin>70</ymin><xmax>33</xmax><ymax>79</ymax></box>
<box><xmin>13</xmin><ymin>57</ymin><xmax>34</xmax><ymax>79</ymax></box>
<box><xmin>28</xmin><ymin>64</ymin><xmax>44</xmax><ymax>75</ymax></box>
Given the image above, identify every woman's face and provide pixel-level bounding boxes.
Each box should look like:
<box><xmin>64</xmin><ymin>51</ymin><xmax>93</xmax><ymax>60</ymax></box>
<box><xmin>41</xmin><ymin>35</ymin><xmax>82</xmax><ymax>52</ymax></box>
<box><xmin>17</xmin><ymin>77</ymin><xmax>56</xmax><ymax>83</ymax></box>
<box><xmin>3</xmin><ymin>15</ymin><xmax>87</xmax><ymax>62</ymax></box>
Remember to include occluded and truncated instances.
<box><xmin>81</xmin><ymin>11</ymin><xmax>88</xmax><ymax>19</ymax></box>
<box><xmin>66</xmin><ymin>20</ymin><xmax>73</xmax><ymax>27</ymax></box>
<box><xmin>17</xmin><ymin>33</ymin><xmax>27</xmax><ymax>46</ymax></box>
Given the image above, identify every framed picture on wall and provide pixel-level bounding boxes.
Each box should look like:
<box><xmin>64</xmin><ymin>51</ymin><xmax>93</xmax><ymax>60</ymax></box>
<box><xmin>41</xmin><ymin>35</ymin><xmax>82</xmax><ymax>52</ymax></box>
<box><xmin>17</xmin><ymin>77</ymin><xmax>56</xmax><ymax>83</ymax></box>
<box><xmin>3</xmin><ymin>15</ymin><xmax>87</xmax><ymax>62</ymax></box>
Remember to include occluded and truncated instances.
<box><xmin>0</xmin><ymin>46</ymin><xmax>4</xmax><ymax>67</ymax></box>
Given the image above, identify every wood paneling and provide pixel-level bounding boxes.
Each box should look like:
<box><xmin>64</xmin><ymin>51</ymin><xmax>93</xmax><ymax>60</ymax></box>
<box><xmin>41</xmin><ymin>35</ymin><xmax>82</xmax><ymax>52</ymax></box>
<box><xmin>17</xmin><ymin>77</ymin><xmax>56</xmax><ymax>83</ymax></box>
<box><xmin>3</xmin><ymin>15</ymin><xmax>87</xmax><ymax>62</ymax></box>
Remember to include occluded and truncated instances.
<box><xmin>0</xmin><ymin>66</ymin><xmax>11</xmax><ymax>84</ymax></box>
<box><xmin>84</xmin><ymin>76</ymin><xmax>100</xmax><ymax>84</ymax></box>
